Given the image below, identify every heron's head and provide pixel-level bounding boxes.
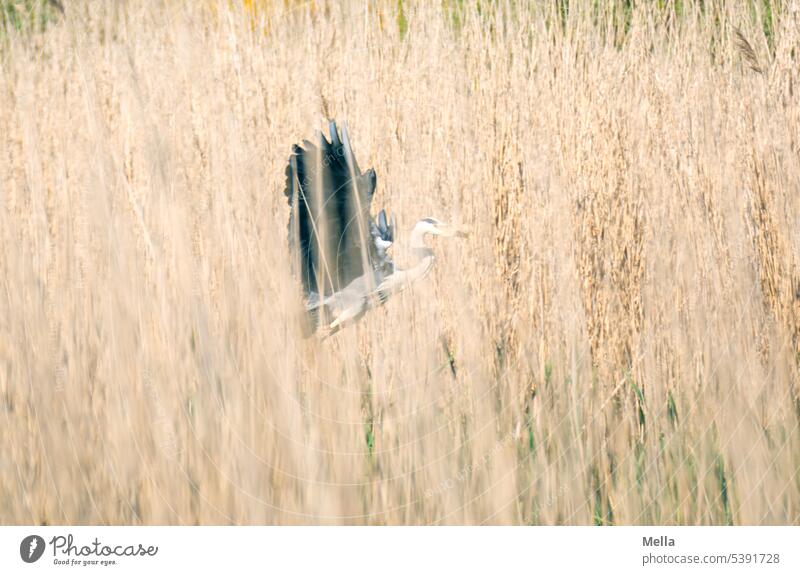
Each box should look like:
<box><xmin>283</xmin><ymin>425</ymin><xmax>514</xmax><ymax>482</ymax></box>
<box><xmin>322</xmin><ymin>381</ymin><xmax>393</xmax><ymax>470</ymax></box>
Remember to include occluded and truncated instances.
<box><xmin>418</xmin><ymin>217</ymin><xmax>469</xmax><ymax>238</ymax></box>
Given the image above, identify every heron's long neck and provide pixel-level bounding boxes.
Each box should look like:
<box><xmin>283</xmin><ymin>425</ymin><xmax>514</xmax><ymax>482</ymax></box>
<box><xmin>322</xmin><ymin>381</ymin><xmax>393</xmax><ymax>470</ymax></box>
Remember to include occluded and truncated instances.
<box><xmin>405</xmin><ymin>252</ymin><xmax>434</xmax><ymax>281</ymax></box>
<box><xmin>376</xmin><ymin>222</ymin><xmax>435</xmax><ymax>297</ymax></box>
<box><xmin>406</xmin><ymin>222</ymin><xmax>435</xmax><ymax>278</ymax></box>
<box><xmin>409</xmin><ymin>222</ymin><xmax>433</xmax><ymax>257</ymax></box>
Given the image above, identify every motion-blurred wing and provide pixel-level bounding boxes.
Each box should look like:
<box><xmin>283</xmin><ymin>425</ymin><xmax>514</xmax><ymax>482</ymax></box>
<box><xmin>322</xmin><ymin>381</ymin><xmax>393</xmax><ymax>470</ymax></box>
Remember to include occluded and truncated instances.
<box><xmin>284</xmin><ymin>120</ymin><xmax>378</xmax><ymax>300</ymax></box>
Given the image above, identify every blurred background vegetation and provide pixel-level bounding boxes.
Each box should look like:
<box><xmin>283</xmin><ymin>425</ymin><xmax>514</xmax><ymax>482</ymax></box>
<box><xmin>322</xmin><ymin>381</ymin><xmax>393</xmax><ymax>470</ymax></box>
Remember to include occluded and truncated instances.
<box><xmin>0</xmin><ymin>0</ymin><xmax>62</xmax><ymax>36</ymax></box>
<box><xmin>0</xmin><ymin>0</ymin><xmax>783</xmax><ymax>47</ymax></box>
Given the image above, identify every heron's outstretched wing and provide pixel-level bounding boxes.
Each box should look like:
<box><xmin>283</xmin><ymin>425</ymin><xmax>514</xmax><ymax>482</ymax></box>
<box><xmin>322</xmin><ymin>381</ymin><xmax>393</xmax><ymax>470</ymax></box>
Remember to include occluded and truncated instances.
<box><xmin>284</xmin><ymin>120</ymin><xmax>378</xmax><ymax>300</ymax></box>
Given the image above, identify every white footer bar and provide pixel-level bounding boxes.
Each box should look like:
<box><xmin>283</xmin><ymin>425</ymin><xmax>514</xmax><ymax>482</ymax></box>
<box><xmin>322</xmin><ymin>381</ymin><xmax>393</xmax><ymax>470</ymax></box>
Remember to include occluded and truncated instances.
<box><xmin>1</xmin><ymin>526</ymin><xmax>797</xmax><ymax>574</ymax></box>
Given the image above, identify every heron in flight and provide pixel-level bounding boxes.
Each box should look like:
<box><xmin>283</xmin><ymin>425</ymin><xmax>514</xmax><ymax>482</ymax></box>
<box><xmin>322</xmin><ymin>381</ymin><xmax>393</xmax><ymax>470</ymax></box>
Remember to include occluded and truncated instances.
<box><xmin>284</xmin><ymin>120</ymin><xmax>466</xmax><ymax>335</ymax></box>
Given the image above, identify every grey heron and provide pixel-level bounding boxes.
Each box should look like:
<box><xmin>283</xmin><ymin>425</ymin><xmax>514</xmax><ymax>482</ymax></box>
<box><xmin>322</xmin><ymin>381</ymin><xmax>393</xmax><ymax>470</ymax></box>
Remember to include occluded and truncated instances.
<box><xmin>284</xmin><ymin>120</ymin><xmax>466</xmax><ymax>336</ymax></box>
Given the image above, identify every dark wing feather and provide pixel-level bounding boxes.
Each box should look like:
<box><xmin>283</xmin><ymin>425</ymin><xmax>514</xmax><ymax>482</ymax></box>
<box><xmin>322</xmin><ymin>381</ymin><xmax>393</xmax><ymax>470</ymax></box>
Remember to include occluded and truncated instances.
<box><xmin>284</xmin><ymin>120</ymin><xmax>378</xmax><ymax>299</ymax></box>
<box><xmin>378</xmin><ymin>210</ymin><xmax>388</xmax><ymax>237</ymax></box>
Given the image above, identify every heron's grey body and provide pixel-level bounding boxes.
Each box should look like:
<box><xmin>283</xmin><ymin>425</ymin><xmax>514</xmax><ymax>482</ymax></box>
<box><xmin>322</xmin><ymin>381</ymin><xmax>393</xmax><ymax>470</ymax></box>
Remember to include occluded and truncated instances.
<box><xmin>284</xmin><ymin>121</ymin><xmax>464</xmax><ymax>335</ymax></box>
<box><xmin>308</xmin><ymin>268</ymin><xmax>385</xmax><ymax>331</ymax></box>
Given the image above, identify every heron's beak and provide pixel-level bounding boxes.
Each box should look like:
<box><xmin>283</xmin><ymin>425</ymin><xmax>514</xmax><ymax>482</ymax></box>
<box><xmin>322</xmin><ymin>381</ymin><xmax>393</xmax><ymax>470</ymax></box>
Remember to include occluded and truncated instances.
<box><xmin>442</xmin><ymin>224</ymin><xmax>469</xmax><ymax>238</ymax></box>
<box><xmin>437</xmin><ymin>223</ymin><xmax>470</xmax><ymax>238</ymax></box>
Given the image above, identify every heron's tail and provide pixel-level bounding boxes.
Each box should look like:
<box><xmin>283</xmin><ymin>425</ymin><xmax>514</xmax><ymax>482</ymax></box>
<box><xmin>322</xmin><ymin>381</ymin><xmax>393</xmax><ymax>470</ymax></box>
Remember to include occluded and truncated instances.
<box><xmin>298</xmin><ymin>309</ymin><xmax>317</xmax><ymax>338</ymax></box>
<box><xmin>299</xmin><ymin>297</ymin><xmax>331</xmax><ymax>338</ymax></box>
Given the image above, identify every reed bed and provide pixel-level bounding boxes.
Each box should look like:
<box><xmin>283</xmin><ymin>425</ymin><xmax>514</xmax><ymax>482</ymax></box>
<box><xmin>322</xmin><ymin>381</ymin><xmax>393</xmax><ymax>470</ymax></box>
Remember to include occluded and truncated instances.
<box><xmin>1</xmin><ymin>0</ymin><xmax>798</xmax><ymax>524</ymax></box>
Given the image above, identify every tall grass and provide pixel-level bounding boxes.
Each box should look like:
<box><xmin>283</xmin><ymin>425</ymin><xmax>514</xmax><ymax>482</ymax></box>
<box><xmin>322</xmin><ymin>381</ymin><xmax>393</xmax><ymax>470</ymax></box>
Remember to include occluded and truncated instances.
<box><xmin>1</xmin><ymin>0</ymin><xmax>798</xmax><ymax>525</ymax></box>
